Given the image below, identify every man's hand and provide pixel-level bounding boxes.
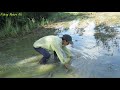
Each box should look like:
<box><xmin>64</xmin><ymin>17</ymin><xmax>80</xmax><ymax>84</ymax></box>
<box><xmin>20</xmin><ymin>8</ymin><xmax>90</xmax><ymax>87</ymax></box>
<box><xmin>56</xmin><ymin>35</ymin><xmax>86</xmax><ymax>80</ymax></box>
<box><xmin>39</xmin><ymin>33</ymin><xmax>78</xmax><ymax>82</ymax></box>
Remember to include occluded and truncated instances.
<box><xmin>64</xmin><ymin>63</ymin><xmax>69</xmax><ymax>69</ymax></box>
<box><xmin>64</xmin><ymin>63</ymin><xmax>73</xmax><ymax>73</ymax></box>
<box><xmin>64</xmin><ymin>58</ymin><xmax>71</xmax><ymax>69</ymax></box>
<box><xmin>63</xmin><ymin>57</ymin><xmax>72</xmax><ymax>69</ymax></box>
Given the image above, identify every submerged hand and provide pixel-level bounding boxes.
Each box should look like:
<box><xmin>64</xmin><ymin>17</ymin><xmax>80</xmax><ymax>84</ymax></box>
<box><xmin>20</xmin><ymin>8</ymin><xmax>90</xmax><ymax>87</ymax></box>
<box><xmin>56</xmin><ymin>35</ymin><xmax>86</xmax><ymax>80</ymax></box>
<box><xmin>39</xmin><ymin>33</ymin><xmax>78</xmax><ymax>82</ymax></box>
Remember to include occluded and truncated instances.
<box><xmin>64</xmin><ymin>58</ymin><xmax>71</xmax><ymax>69</ymax></box>
<box><xmin>64</xmin><ymin>63</ymin><xmax>69</xmax><ymax>69</ymax></box>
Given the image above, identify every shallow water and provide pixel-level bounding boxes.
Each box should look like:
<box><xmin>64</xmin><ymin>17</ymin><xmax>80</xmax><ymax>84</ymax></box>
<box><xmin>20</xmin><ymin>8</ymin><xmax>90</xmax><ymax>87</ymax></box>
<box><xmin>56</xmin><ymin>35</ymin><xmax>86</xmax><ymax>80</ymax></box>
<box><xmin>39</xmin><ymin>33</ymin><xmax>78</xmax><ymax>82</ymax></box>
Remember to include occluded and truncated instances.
<box><xmin>0</xmin><ymin>18</ymin><xmax>120</xmax><ymax>78</ymax></box>
<box><xmin>0</xmin><ymin>30</ymin><xmax>78</xmax><ymax>78</ymax></box>
<box><xmin>56</xmin><ymin>20</ymin><xmax>120</xmax><ymax>78</ymax></box>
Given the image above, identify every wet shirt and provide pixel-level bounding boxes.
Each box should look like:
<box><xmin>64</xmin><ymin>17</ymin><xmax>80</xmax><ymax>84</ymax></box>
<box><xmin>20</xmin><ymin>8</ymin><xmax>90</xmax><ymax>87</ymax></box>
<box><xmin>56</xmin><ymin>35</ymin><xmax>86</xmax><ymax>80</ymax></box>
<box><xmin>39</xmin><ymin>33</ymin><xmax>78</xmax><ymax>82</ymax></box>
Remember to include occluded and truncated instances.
<box><xmin>33</xmin><ymin>35</ymin><xmax>71</xmax><ymax>64</ymax></box>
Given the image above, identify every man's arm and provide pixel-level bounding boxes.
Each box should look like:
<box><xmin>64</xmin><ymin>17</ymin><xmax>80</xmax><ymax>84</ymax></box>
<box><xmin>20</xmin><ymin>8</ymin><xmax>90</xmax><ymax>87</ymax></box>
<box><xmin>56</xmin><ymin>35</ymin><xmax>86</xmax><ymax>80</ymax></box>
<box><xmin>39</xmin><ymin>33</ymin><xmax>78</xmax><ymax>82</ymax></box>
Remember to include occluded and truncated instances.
<box><xmin>62</xmin><ymin>46</ymin><xmax>72</xmax><ymax>58</ymax></box>
<box><xmin>51</xmin><ymin>43</ymin><xmax>67</xmax><ymax>64</ymax></box>
<box><xmin>55</xmin><ymin>46</ymin><xmax>71</xmax><ymax>69</ymax></box>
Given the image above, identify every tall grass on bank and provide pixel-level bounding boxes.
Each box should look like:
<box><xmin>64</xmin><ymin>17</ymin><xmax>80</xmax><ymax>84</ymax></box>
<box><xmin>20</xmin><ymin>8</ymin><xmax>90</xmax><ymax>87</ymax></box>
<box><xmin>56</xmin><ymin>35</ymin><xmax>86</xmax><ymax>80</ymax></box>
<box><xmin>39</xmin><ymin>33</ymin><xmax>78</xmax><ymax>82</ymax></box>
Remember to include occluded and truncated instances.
<box><xmin>0</xmin><ymin>18</ymin><xmax>45</xmax><ymax>39</ymax></box>
<box><xmin>0</xmin><ymin>12</ymin><xmax>88</xmax><ymax>39</ymax></box>
<box><xmin>0</xmin><ymin>14</ymin><xmax>56</xmax><ymax>39</ymax></box>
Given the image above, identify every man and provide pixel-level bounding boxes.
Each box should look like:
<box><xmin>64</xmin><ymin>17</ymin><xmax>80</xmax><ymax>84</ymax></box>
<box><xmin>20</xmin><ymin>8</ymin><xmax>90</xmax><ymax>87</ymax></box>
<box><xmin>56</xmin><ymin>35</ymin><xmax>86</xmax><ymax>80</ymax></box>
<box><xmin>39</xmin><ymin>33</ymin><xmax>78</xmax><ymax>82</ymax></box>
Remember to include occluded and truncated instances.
<box><xmin>33</xmin><ymin>34</ymin><xmax>73</xmax><ymax>69</ymax></box>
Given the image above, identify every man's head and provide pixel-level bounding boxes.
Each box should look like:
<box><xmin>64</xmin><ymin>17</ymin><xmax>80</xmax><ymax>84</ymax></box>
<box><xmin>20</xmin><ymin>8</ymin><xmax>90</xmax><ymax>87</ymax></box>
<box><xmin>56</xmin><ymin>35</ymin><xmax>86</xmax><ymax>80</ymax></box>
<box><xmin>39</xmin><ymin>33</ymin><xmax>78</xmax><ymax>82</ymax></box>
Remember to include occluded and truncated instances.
<box><xmin>62</xmin><ymin>34</ymin><xmax>73</xmax><ymax>46</ymax></box>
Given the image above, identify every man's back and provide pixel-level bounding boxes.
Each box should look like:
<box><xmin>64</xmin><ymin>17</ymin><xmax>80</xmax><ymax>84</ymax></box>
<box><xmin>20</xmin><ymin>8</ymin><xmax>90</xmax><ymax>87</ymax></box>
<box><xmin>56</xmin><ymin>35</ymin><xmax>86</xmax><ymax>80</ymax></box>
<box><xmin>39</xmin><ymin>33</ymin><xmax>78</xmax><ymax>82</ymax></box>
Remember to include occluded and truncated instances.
<box><xmin>33</xmin><ymin>35</ymin><xmax>62</xmax><ymax>51</ymax></box>
<box><xmin>33</xmin><ymin>35</ymin><xmax>72</xmax><ymax>65</ymax></box>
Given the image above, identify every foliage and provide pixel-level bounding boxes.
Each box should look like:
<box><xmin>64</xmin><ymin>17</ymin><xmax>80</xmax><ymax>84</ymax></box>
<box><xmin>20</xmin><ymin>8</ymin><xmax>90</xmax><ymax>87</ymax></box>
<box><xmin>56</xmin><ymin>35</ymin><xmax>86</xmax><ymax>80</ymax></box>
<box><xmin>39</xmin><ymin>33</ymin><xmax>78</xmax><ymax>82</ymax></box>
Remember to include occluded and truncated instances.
<box><xmin>0</xmin><ymin>12</ymin><xmax>55</xmax><ymax>39</ymax></box>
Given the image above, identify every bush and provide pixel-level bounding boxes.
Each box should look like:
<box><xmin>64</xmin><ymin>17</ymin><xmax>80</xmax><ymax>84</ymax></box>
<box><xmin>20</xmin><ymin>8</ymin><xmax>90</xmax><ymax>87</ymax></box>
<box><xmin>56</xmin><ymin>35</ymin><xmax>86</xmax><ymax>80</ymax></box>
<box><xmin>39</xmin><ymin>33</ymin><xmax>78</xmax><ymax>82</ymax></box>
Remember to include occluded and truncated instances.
<box><xmin>0</xmin><ymin>12</ymin><xmax>55</xmax><ymax>39</ymax></box>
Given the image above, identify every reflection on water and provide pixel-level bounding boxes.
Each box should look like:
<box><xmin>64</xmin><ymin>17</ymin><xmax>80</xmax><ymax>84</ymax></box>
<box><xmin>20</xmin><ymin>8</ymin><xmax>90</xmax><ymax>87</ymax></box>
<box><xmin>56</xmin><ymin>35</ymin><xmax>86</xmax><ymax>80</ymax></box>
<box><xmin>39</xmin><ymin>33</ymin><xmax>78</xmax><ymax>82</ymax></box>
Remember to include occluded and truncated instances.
<box><xmin>94</xmin><ymin>23</ymin><xmax>119</xmax><ymax>56</ymax></box>
<box><xmin>56</xmin><ymin>20</ymin><xmax>120</xmax><ymax>78</ymax></box>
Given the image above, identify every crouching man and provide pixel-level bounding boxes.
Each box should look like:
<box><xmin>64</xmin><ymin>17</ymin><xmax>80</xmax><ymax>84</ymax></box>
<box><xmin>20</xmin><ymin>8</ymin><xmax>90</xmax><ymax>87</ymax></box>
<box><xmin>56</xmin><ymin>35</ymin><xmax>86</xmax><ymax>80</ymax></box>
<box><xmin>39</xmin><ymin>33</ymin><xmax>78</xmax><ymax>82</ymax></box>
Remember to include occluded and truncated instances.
<box><xmin>33</xmin><ymin>34</ymin><xmax>73</xmax><ymax>69</ymax></box>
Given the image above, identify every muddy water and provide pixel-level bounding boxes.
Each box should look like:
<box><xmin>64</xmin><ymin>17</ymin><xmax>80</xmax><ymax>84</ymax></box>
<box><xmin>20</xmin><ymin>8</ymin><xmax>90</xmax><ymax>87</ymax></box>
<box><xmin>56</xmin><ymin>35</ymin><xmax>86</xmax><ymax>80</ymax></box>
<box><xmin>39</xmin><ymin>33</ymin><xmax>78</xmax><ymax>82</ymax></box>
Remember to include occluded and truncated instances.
<box><xmin>56</xmin><ymin>20</ymin><xmax>120</xmax><ymax>78</ymax></box>
<box><xmin>0</xmin><ymin>33</ymin><xmax>57</xmax><ymax>78</ymax></box>
<box><xmin>0</xmin><ymin>19</ymin><xmax>120</xmax><ymax>78</ymax></box>
<box><xmin>0</xmin><ymin>28</ymin><xmax>78</xmax><ymax>78</ymax></box>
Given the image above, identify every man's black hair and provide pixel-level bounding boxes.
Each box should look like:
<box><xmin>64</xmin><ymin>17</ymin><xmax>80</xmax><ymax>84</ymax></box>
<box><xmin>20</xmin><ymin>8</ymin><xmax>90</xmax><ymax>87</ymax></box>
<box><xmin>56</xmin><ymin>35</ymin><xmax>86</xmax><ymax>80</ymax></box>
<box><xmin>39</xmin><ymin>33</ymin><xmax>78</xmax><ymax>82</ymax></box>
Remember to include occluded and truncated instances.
<box><xmin>62</xmin><ymin>37</ymin><xmax>68</xmax><ymax>42</ymax></box>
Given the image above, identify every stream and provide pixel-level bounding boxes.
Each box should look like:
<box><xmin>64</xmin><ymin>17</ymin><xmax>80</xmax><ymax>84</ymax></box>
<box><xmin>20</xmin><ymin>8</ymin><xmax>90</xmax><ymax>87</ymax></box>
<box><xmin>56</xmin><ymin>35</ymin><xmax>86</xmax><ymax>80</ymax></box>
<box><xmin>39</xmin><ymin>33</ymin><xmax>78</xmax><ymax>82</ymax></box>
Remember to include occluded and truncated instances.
<box><xmin>55</xmin><ymin>20</ymin><xmax>120</xmax><ymax>78</ymax></box>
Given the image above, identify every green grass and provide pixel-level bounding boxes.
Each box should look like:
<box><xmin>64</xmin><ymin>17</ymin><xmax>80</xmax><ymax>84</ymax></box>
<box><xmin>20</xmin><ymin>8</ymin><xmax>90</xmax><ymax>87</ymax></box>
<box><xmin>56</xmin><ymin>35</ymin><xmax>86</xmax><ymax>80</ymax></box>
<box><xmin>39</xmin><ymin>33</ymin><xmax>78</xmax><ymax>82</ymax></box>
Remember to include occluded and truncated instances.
<box><xmin>0</xmin><ymin>12</ymin><xmax>92</xmax><ymax>40</ymax></box>
<box><xmin>0</xmin><ymin>17</ymin><xmax>50</xmax><ymax>39</ymax></box>
<box><xmin>48</xmin><ymin>12</ymin><xmax>90</xmax><ymax>23</ymax></box>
